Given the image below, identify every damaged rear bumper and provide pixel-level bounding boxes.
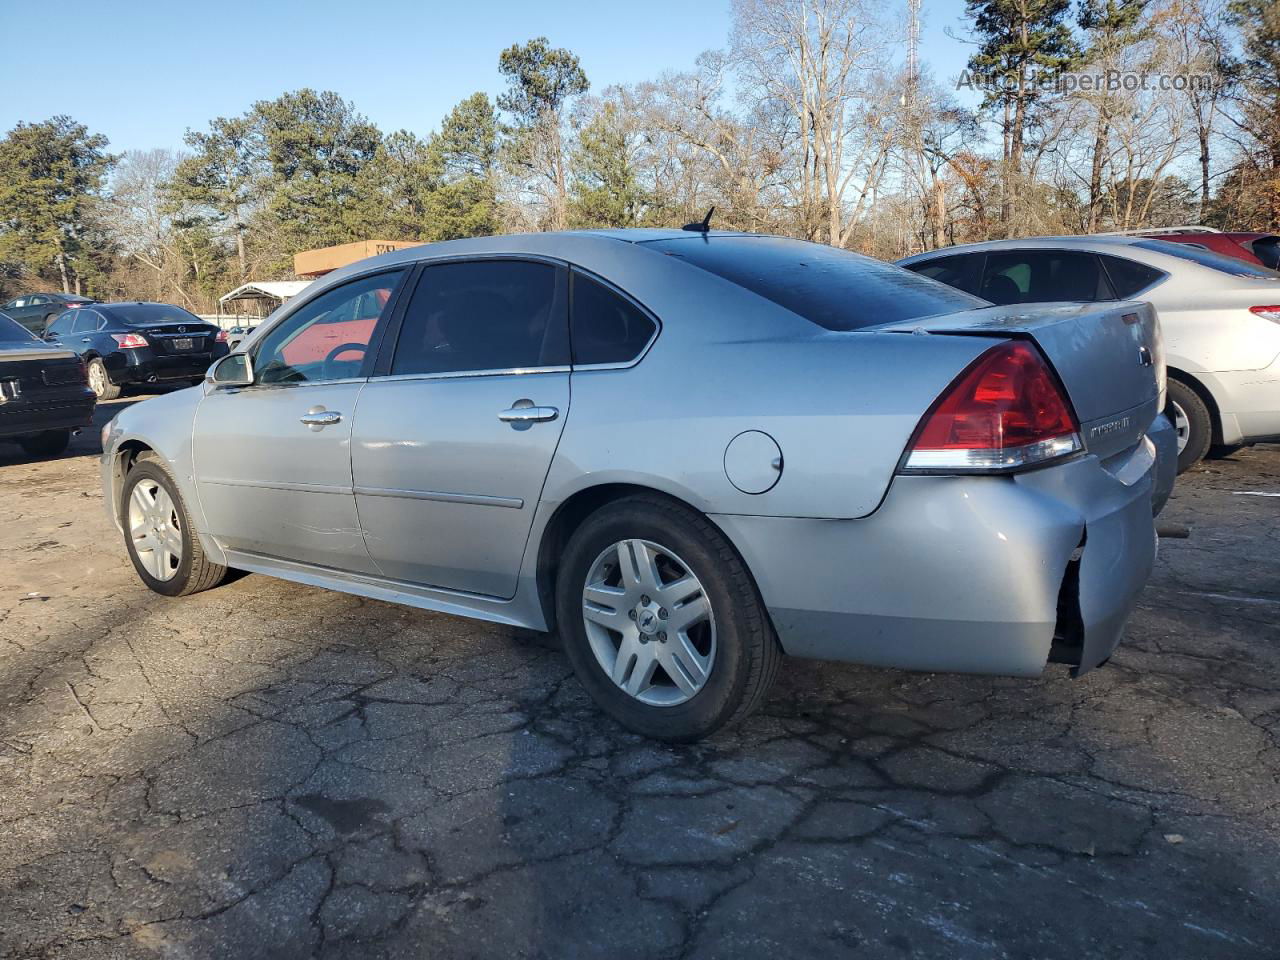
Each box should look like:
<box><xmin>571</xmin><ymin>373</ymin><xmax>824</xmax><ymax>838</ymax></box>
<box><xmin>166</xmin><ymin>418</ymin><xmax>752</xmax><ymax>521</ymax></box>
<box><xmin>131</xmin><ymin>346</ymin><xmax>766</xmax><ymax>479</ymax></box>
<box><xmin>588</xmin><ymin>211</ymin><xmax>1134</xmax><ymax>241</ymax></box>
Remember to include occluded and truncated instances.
<box><xmin>712</xmin><ymin>436</ymin><xmax>1161</xmax><ymax>677</ymax></box>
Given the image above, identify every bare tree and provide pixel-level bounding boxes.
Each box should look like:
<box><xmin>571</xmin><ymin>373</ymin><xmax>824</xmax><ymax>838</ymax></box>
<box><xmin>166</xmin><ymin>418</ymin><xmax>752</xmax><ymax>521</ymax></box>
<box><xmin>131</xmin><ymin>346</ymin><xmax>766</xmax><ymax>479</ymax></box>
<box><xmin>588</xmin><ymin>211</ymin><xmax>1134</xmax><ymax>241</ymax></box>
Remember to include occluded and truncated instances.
<box><xmin>731</xmin><ymin>0</ymin><xmax>897</xmax><ymax>245</ymax></box>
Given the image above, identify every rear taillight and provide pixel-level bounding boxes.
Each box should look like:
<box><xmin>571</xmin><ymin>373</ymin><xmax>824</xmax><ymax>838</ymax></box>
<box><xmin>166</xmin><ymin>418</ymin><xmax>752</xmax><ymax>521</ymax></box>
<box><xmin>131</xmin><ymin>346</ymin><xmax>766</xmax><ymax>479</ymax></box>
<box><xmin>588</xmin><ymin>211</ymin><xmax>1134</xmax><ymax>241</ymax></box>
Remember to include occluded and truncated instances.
<box><xmin>1248</xmin><ymin>306</ymin><xmax>1280</xmax><ymax>323</ymax></box>
<box><xmin>215</xmin><ymin>329</ymin><xmax>229</xmax><ymax>343</ymax></box>
<box><xmin>111</xmin><ymin>333</ymin><xmax>148</xmax><ymax>349</ymax></box>
<box><xmin>901</xmin><ymin>340</ymin><xmax>1082</xmax><ymax>473</ymax></box>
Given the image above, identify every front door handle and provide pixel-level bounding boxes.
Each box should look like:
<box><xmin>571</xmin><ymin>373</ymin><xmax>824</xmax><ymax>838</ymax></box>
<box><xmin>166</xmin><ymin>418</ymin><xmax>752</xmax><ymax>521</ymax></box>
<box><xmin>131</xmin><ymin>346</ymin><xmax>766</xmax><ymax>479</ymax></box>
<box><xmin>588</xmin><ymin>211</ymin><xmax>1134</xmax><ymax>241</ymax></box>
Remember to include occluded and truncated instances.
<box><xmin>300</xmin><ymin>408</ymin><xmax>342</xmax><ymax>430</ymax></box>
<box><xmin>499</xmin><ymin>400</ymin><xmax>559</xmax><ymax>424</ymax></box>
<box><xmin>81</xmin><ymin>337</ymin><xmax>92</xmax><ymax>343</ymax></box>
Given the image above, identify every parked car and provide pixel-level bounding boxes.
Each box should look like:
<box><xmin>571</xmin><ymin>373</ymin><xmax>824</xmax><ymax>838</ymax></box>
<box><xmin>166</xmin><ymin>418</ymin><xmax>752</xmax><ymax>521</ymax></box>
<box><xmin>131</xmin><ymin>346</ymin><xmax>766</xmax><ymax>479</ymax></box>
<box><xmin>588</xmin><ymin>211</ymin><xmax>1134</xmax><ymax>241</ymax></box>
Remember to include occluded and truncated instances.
<box><xmin>0</xmin><ymin>310</ymin><xmax>95</xmax><ymax>457</ymax></box>
<box><xmin>227</xmin><ymin>325</ymin><xmax>257</xmax><ymax>350</ymax></box>
<box><xmin>898</xmin><ymin>236</ymin><xmax>1280</xmax><ymax>472</ymax></box>
<box><xmin>1</xmin><ymin>293</ymin><xmax>98</xmax><ymax>335</ymax></box>
<box><xmin>102</xmin><ymin>231</ymin><xmax>1173</xmax><ymax>741</ymax></box>
<box><xmin>1131</xmin><ymin>227</ymin><xmax>1280</xmax><ymax>271</ymax></box>
<box><xmin>44</xmin><ymin>301</ymin><xmax>229</xmax><ymax>400</ymax></box>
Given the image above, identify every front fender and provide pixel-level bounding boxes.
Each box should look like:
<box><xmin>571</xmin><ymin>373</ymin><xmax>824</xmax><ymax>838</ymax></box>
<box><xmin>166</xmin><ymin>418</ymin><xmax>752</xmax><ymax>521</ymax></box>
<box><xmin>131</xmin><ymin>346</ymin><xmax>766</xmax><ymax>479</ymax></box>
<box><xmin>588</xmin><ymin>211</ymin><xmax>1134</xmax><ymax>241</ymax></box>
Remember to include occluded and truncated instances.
<box><xmin>100</xmin><ymin>386</ymin><xmax>226</xmax><ymax>565</ymax></box>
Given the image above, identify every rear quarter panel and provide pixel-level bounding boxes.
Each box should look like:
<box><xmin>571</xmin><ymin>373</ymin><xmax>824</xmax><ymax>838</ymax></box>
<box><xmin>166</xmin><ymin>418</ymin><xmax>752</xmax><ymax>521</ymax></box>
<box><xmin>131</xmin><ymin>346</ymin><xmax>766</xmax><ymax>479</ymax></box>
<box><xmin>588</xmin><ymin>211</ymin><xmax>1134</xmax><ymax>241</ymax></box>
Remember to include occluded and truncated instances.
<box><xmin>541</xmin><ymin>250</ymin><xmax>998</xmax><ymax>520</ymax></box>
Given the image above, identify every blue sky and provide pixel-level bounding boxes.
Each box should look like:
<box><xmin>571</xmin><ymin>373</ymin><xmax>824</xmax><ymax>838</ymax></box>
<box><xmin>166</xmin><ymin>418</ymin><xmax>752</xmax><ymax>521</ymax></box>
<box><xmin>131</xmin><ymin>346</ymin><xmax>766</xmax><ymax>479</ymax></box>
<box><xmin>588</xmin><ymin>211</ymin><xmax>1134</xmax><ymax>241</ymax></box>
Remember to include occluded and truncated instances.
<box><xmin>1</xmin><ymin>0</ymin><xmax>977</xmax><ymax>153</ymax></box>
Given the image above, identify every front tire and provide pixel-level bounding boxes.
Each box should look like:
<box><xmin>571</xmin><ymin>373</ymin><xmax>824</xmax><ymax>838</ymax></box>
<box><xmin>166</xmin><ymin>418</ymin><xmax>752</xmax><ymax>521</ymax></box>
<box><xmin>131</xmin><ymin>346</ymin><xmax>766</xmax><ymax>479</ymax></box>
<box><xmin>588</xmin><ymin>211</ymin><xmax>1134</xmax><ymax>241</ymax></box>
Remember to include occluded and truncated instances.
<box><xmin>87</xmin><ymin>357</ymin><xmax>122</xmax><ymax>401</ymax></box>
<box><xmin>122</xmin><ymin>456</ymin><xmax>227</xmax><ymax>597</ymax></box>
<box><xmin>18</xmin><ymin>430</ymin><xmax>71</xmax><ymax>457</ymax></box>
<box><xmin>555</xmin><ymin>494</ymin><xmax>781</xmax><ymax>741</ymax></box>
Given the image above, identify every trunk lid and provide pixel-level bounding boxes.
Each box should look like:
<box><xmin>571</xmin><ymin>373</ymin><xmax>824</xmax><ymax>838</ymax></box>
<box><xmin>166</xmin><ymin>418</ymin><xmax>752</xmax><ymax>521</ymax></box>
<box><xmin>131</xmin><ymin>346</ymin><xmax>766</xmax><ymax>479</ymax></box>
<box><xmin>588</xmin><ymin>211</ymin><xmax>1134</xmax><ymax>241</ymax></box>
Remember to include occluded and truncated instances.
<box><xmin>877</xmin><ymin>301</ymin><xmax>1163</xmax><ymax>459</ymax></box>
<box><xmin>0</xmin><ymin>343</ymin><xmax>89</xmax><ymax>404</ymax></box>
<box><xmin>136</xmin><ymin>323</ymin><xmax>218</xmax><ymax>354</ymax></box>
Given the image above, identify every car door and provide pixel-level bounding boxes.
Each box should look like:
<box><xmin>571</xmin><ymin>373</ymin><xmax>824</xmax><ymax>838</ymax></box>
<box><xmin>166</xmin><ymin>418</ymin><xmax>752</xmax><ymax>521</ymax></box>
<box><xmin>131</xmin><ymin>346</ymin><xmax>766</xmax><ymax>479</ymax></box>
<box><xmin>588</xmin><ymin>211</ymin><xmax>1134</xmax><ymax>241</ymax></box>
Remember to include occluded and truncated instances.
<box><xmin>192</xmin><ymin>268</ymin><xmax>407</xmax><ymax>572</ymax></box>
<box><xmin>350</xmin><ymin>258</ymin><xmax>570</xmax><ymax>598</ymax></box>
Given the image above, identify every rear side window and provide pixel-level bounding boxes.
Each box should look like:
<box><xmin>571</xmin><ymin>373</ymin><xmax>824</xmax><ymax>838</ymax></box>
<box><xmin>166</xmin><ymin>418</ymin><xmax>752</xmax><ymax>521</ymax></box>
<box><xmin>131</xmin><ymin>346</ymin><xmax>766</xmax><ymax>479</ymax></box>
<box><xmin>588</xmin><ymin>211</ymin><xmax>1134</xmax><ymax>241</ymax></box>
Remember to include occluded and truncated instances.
<box><xmin>1100</xmin><ymin>255</ymin><xmax>1166</xmax><ymax>298</ymax></box>
<box><xmin>1133</xmin><ymin>239</ymin><xmax>1280</xmax><ymax>278</ymax></box>
<box><xmin>1251</xmin><ymin>237</ymin><xmax>1280</xmax><ymax>270</ymax></box>
<box><xmin>979</xmin><ymin>251</ymin><xmax>1110</xmax><ymax>304</ymax></box>
<box><xmin>647</xmin><ymin>236</ymin><xmax>981</xmax><ymax>331</ymax></box>
<box><xmin>392</xmin><ymin>259</ymin><xmax>568</xmax><ymax>376</ymax></box>
<box><xmin>904</xmin><ymin>253</ymin><xmax>982</xmax><ymax>295</ymax></box>
<box><xmin>571</xmin><ymin>271</ymin><xmax>657</xmax><ymax>365</ymax></box>
<box><xmin>71</xmin><ymin>311</ymin><xmax>99</xmax><ymax>334</ymax></box>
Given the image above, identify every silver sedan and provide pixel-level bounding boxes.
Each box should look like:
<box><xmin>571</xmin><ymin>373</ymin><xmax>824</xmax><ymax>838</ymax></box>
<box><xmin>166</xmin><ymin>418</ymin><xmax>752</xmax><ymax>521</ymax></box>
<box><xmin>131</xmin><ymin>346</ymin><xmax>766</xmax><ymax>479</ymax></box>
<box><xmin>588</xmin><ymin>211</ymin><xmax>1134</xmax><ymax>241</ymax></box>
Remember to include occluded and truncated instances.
<box><xmin>102</xmin><ymin>231</ymin><xmax>1174</xmax><ymax>740</ymax></box>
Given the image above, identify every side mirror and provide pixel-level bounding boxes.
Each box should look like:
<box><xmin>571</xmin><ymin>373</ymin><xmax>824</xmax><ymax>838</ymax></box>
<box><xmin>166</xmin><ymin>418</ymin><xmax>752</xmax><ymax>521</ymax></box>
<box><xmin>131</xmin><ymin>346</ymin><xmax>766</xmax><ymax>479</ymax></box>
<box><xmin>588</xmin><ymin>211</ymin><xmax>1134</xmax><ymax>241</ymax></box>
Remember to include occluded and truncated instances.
<box><xmin>208</xmin><ymin>352</ymin><xmax>254</xmax><ymax>387</ymax></box>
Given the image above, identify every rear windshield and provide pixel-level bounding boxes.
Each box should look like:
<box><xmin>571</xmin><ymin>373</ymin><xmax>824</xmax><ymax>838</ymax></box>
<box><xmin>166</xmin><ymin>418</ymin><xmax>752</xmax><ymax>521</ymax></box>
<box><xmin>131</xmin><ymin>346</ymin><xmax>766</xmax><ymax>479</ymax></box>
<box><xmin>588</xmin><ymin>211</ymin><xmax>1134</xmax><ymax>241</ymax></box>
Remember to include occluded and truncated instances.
<box><xmin>647</xmin><ymin>236</ymin><xmax>984</xmax><ymax>331</ymax></box>
<box><xmin>1133</xmin><ymin>240</ymin><xmax>1280</xmax><ymax>279</ymax></box>
<box><xmin>0</xmin><ymin>311</ymin><xmax>37</xmax><ymax>344</ymax></box>
<box><xmin>102</xmin><ymin>303</ymin><xmax>204</xmax><ymax>326</ymax></box>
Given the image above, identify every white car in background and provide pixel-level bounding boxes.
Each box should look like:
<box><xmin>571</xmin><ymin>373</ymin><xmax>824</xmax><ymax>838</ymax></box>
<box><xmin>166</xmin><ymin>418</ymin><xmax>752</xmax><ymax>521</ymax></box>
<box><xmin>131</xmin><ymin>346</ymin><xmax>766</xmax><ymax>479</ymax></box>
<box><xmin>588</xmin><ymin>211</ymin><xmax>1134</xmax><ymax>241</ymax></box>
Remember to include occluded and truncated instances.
<box><xmin>899</xmin><ymin>237</ymin><xmax>1280</xmax><ymax>472</ymax></box>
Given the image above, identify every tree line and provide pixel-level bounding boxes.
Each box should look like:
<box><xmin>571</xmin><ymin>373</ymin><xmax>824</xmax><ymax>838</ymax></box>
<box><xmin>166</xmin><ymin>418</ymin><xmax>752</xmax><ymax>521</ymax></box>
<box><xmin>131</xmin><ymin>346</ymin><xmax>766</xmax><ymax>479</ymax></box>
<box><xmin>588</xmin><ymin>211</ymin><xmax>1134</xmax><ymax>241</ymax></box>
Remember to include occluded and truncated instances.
<box><xmin>1</xmin><ymin>0</ymin><xmax>1277</xmax><ymax>312</ymax></box>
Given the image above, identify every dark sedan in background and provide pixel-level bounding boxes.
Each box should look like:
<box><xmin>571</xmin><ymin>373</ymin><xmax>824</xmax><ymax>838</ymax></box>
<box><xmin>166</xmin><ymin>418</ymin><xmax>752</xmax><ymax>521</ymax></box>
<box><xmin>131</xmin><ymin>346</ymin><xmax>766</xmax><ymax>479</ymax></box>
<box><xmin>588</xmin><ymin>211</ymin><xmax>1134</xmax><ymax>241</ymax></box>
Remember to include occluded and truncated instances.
<box><xmin>44</xmin><ymin>302</ymin><xmax>229</xmax><ymax>400</ymax></box>
<box><xmin>1</xmin><ymin>293</ymin><xmax>99</xmax><ymax>335</ymax></box>
<box><xmin>0</xmin><ymin>311</ymin><xmax>95</xmax><ymax>457</ymax></box>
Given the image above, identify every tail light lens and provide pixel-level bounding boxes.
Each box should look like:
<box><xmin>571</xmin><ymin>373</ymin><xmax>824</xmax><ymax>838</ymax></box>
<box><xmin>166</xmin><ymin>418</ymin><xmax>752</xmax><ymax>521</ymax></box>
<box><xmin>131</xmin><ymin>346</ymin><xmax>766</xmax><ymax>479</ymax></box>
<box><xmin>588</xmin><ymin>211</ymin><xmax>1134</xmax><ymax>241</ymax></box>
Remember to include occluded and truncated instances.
<box><xmin>1248</xmin><ymin>306</ymin><xmax>1280</xmax><ymax>323</ymax></box>
<box><xmin>901</xmin><ymin>340</ymin><xmax>1082</xmax><ymax>473</ymax></box>
<box><xmin>111</xmin><ymin>333</ymin><xmax>148</xmax><ymax>349</ymax></box>
<box><xmin>215</xmin><ymin>328</ymin><xmax>229</xmax><ymax>343</ymax></box>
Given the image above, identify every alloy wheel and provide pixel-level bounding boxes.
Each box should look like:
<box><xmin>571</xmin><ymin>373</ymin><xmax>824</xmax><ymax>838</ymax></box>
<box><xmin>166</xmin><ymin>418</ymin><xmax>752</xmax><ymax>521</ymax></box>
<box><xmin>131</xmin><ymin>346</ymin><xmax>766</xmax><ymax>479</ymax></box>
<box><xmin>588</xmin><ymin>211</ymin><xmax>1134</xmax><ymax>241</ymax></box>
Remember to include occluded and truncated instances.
<box><xmin>88</xmin><ymin>362</ymin><xmax>106</xmax><ymax>397</ymax></box>
<box><xmin>1169</xmin><ymin>399</ymin><xmax>1190</xmax><ymax>453</ymax></box>
<box><xmin>581</xmin><ymin>538</ymin><xmax>716</xmax><ymax>707</ymax></box>
<box><xmin>128</xmin><ymin>480</ymin><xmax>183</xmax><ymax>581</ymax></box>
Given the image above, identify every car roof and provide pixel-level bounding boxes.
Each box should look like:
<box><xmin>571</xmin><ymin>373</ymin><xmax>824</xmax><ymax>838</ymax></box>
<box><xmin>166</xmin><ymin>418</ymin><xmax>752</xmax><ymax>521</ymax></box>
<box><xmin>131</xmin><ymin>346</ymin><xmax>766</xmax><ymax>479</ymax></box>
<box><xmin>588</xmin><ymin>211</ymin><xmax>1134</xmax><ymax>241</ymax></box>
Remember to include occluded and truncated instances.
<box><xmin>897</xmin><ymin>235</ymin><xmax>1150</xmax><ymax>264</ymax></box>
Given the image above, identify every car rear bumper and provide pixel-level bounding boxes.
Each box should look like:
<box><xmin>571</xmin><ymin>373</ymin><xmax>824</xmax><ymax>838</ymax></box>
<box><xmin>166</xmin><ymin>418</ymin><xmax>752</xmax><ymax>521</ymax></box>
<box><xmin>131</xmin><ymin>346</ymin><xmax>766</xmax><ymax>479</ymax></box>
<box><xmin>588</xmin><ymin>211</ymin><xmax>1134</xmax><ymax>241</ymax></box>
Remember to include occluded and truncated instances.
<box><xmin>712</xmin><ymin>438</ymin><xmax>1161</xmax><ymax>678</ymax></box>
<box><xmin>104</xmin><ymin>348</ymin><xmax>225</xmax><ymax>385</ymax></box>
<box><xmin>1200</xmin><ymin>358</ymin><xmax>1280</xmax><ymax>444</ymax></box>
<box><xmin>0</xmin><ymin>396</ymin><xmax>96</xmax><ymax>440</ymax></box>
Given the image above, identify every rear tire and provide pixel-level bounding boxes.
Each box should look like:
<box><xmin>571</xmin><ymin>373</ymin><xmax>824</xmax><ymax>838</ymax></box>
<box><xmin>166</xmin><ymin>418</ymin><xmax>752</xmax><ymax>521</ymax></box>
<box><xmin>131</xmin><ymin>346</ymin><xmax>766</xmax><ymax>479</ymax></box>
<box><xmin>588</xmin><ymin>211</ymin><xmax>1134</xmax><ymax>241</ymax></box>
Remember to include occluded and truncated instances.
<box><xmin>121</xmin><ymin>455</ymin><xmax>227</xmax><ymax>597</ymax></box>
<box><xmin>18</xmin><ymin>430</ymin><xmax>71</xmax><ymax>457</ymax></box>
<box><xmin>1166</xmin><ymin>379</ymin><xmax>1212</xmax><ymax>474</ymax></box>
<box><xmin>87</xmin><ymin>358</ymin><xmax>122</xmax><ymax>401</ymax></box>
<box><xmin>555</xmin><ymin>494</ymin><xmax>781</xmax><ymax>741</ymax></box>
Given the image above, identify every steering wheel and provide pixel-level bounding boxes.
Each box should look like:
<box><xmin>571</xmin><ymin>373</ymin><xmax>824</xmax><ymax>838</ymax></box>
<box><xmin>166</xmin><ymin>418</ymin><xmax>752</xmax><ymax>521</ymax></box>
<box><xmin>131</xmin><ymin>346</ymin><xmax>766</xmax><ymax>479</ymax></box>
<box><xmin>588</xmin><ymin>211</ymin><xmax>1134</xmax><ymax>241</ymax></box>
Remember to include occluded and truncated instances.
<box><xmin>323</xmin><ymin>342</ymin><xmax>367</xmax><ymax>373</ymax></box>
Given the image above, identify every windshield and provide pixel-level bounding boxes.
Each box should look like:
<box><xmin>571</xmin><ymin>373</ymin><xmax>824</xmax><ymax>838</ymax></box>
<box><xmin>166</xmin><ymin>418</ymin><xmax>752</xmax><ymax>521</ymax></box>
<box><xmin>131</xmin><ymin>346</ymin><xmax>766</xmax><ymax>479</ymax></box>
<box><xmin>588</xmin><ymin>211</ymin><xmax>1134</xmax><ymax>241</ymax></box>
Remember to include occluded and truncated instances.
<box><xmin>647</xmin><ymin>235</ymin><xmax>984</xmax><ymax>331</ymax></box>
<box><xmin>1133</xmin><ymin>240</ymin><xmax>1280</xmax><ymax>279</ymax></box>
<box><xmin>104</xmin><ymin>303</ymin><xmax>204</xmax><ymax>326</ymax></box>
<box><xmin>0</xmin><ymin>311</ymin><xmax>38</xmax><ymax>344</ymax></box>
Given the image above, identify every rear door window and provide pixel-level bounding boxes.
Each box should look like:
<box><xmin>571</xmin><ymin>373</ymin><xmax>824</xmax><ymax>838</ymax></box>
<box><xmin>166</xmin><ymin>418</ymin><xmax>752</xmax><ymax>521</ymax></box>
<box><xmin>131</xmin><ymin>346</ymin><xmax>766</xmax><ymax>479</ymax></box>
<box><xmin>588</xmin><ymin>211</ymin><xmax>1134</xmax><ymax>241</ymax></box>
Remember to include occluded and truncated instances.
<box><xmin>1099</xmin><ymin>255</ymin><xmax>1166</xmax><ymax>298</ymax></box>
<box><xmin>71</xmin><ymin>311</ymin><xmax>98</xmax><ymax>334</ymax></box>
<box><xmin>391</xmin><ymin>259</ymin><xmax>568</xmax><ymax>376</ymax></box>
<box><xmin>570</xmin><ymin>270</ymin><xmax>657</xmax><ymax>365</ymax></box>
<box><xmin>979</xmin><ymin>251</ymin><xmax>1110</xmax><ymax>304</ymax></box>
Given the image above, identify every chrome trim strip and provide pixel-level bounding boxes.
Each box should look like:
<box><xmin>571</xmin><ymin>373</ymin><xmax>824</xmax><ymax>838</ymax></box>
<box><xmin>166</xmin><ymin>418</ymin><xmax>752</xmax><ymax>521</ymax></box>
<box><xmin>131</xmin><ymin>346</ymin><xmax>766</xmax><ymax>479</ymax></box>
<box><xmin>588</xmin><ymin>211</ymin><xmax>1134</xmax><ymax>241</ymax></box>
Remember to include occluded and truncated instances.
<box><xmin>353</xmin><ymin>485</ymin><xmax>524</xmax><ymax>509</ymax></box>
<box><xmin>367</xmin><ymin>365</ymin><xmax>569</xmax><ymax>384</ymax></box>
<box><xmin>202</xmin><ymin>477</ymin><xmax>351</xmax><ymax>495</ymax></box>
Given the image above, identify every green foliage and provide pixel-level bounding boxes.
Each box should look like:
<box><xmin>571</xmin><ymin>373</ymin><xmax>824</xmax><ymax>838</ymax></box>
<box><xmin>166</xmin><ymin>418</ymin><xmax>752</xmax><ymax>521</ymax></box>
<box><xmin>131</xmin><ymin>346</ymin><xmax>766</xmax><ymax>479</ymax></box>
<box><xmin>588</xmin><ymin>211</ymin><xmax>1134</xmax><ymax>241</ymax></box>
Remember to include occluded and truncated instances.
<box><xmin>570</xmin><ymin>102</ymin><xmax>646</xmax><ymax>227</ymax></box>
<box><xmin>965</xmin><ymin>0</ymin><xmax>1081</xmax><ymax>108</ymax></box>
<box><xmin>497</xmin><ymin>38</ymin><xmax>589</xmax><ymax>124</ymax></box>
<box><xmin>0</xmin><ymin>116</ymin><xmax>114</xmax><ymax>293</ymax></box>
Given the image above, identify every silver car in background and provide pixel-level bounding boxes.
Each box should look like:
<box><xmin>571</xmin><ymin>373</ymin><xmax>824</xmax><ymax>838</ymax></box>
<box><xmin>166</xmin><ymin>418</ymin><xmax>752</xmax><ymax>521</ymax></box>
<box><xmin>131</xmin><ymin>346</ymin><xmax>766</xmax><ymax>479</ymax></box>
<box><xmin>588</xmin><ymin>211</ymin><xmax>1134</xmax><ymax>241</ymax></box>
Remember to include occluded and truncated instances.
<box><xmin>102</xmin><ymin>231</ymin><xmax>1172</xmax><ymax>741</ymax></box>
<box><xmin>898</xmin><ymin>236</ymin><xmax>1280</xmax><ymax>472</ymax></box>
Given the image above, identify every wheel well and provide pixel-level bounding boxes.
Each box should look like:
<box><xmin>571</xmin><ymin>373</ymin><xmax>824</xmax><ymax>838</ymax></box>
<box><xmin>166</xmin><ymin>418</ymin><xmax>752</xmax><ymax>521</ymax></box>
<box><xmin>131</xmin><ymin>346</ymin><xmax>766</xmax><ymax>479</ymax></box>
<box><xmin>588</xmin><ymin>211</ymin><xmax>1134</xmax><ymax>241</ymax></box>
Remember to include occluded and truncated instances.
<box><xmin>1167</xmin><ymin>368</ymin><xmax>1223</xmax><ymax>445</ymax></box>
<box><xmin>110</xmin><ymin>441</ymin><xmax>154</xmax><ymax>510</ymax></box>
<box><xmin>535</xmin><ymin>484</ymin><xmax>710</xmax><ymax>632</ymax></box>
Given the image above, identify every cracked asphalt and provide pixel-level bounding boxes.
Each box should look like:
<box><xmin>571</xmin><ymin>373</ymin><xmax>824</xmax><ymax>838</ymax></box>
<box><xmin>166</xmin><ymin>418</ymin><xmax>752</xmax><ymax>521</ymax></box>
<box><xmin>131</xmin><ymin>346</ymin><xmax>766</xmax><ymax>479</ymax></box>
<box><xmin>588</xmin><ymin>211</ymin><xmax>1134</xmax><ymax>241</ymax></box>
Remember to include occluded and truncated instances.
<box><xmin>2</xmin><ymin>395</ymin><xmax>1279</xmax><ymax>959</ymax></box>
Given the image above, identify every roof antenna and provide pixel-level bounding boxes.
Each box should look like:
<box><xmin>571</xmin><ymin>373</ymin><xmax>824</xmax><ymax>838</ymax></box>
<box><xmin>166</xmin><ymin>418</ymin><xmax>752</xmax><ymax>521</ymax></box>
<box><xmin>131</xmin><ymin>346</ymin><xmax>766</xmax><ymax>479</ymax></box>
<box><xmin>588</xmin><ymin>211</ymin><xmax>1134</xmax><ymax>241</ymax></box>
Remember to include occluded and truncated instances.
<box><xmin>682</xmin><ymin>206</ymin><xmax>715</xmax><ymax>233</ymax></box>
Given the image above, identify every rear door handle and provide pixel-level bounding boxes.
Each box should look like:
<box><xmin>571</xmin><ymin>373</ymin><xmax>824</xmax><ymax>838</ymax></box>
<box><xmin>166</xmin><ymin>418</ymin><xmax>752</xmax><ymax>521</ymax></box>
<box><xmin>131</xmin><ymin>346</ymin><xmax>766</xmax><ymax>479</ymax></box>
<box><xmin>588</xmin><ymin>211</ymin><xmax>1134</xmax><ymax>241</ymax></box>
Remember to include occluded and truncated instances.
<box><xmin>300</xmin><ymin>408</ymin><xmax>342</xmax><ymax>429</ymax></box>
<box><xmin>499</xmin><ymin>400</ymin><xmax>559</xmax><ymax>423</ymax></box>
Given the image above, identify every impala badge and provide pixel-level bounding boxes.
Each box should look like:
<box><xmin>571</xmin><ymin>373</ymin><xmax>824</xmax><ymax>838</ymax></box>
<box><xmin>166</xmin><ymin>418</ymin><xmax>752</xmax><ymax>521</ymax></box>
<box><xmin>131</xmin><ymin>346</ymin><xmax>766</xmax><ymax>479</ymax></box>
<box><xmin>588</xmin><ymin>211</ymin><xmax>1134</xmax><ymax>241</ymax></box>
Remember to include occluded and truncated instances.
<box><xmin>0</xmin><ymin>378</ymin><xmax>20</xmax><ymax>403</ymax></box>
<box><xmin>1090</xmin><ymin>416</ymin><xmax>1131</xmax><ymax>439</ymax></box>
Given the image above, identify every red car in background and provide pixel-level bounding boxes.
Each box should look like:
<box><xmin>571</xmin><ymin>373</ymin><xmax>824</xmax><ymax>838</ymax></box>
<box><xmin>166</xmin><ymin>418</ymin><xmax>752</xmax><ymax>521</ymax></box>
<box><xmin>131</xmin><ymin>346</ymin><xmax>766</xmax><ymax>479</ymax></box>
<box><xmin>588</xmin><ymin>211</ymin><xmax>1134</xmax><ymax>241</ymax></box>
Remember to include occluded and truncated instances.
<box><xmin>1133</xmin><ymin>228</ymin><xmax>1280</xmax><ymax>271</ymax></box>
